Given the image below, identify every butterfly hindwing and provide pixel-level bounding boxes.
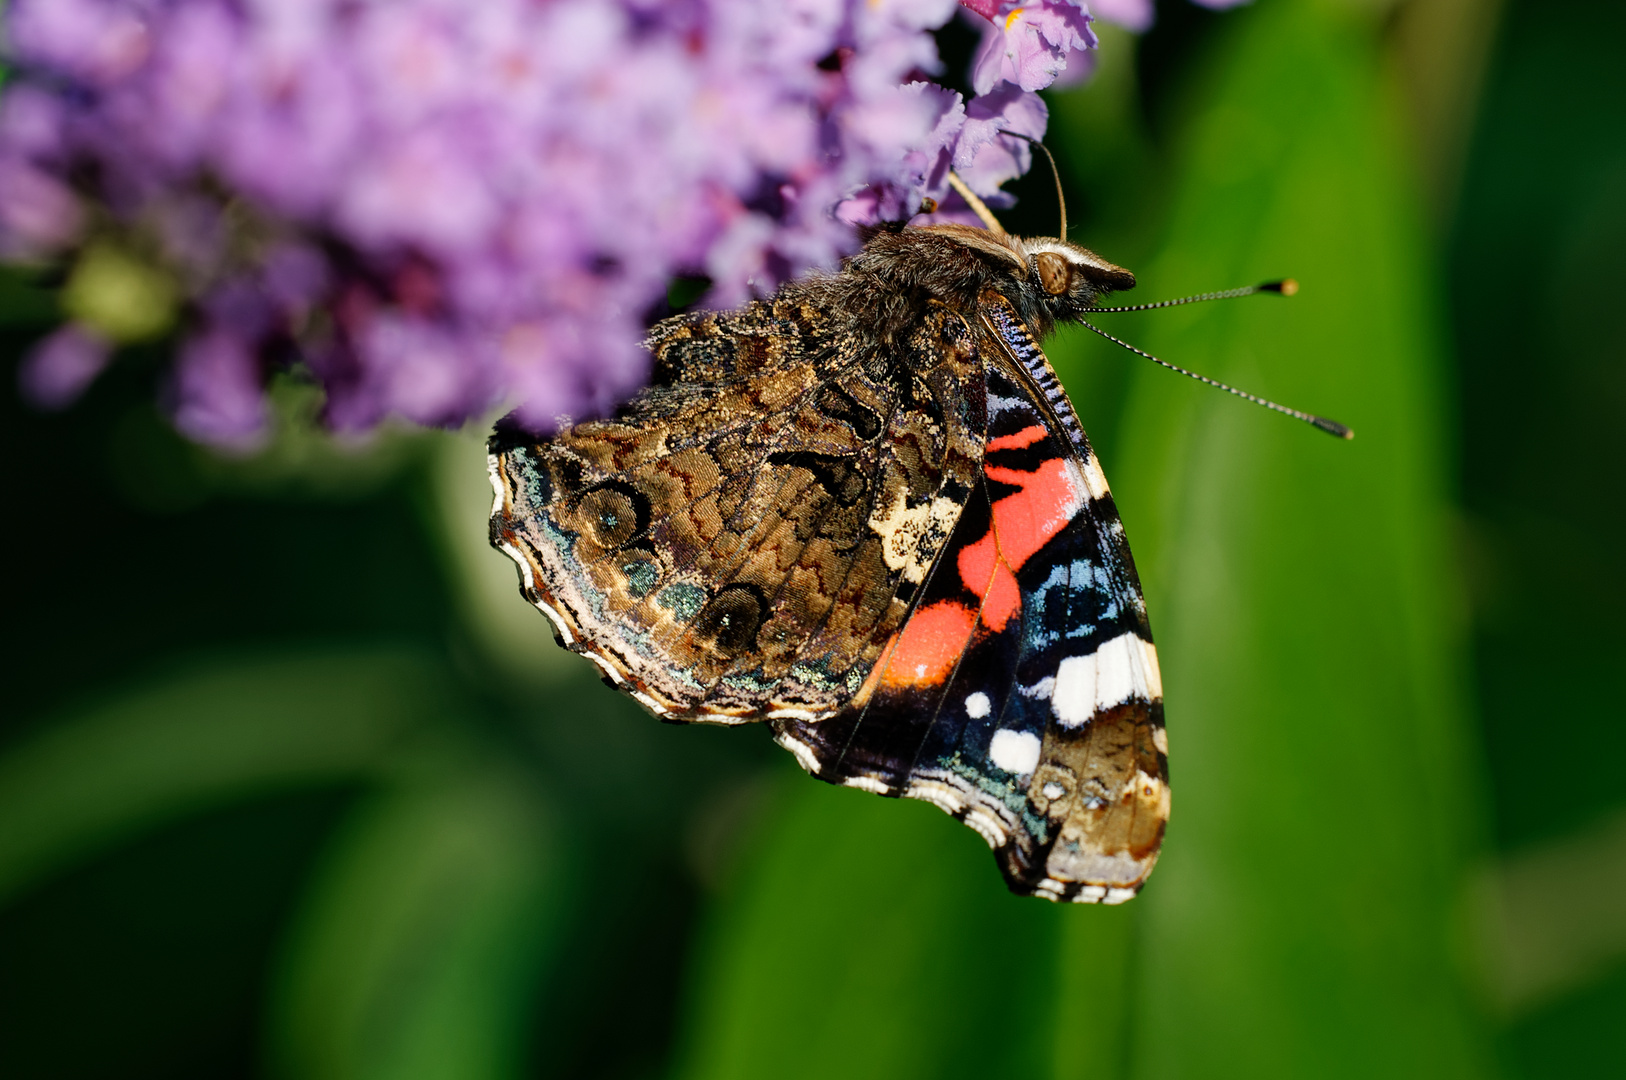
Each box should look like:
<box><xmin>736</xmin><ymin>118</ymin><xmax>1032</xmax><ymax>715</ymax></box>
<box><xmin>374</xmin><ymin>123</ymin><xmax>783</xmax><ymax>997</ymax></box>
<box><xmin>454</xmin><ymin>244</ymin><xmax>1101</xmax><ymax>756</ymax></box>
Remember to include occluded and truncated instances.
<box><xmin>773</xmin><ymin>296</ymin><xmax>1168</xmax><ymax>902</ymax></box>
<box><xmin>489</xmin><ymin>292</ymin><xmax>986</xmax><ymax>723</ymax></box>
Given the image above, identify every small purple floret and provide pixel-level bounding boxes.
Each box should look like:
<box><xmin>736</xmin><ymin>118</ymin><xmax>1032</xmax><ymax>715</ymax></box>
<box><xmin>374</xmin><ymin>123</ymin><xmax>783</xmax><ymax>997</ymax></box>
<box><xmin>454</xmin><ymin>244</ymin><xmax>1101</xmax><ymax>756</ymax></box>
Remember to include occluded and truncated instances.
<box><xmin>970</xmin><ymin>1</ymin><xmax>1096</xmax><ymax>96</ymax></box>
<box><xmin>171</xmin><ymin>328</ymin><xmax>270</xmax><ymax>449</ymax></box>
<box><xmin>18</xmin><ymin>323</ymin><xmax>111</xmax><ymax>410</ymax></box>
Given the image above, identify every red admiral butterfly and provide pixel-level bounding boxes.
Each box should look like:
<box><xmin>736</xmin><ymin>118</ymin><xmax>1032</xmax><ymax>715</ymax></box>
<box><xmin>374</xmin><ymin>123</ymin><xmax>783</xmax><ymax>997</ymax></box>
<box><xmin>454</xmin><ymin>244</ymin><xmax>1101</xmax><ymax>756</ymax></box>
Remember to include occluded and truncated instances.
<box><xmin>488</xmin><ymin>173</ymin><xmax>1347</xmax><ymax>903</ymax></box>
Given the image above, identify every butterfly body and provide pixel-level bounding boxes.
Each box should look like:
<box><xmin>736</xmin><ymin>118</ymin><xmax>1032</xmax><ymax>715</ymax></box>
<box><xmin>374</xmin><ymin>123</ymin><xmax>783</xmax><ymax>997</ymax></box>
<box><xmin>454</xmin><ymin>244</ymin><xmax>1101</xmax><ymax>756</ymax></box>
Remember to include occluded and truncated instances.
<box><xmin>490</xmin><ymin>223</ymin><xmax>1168</xmax><ymax>902</ymax></box>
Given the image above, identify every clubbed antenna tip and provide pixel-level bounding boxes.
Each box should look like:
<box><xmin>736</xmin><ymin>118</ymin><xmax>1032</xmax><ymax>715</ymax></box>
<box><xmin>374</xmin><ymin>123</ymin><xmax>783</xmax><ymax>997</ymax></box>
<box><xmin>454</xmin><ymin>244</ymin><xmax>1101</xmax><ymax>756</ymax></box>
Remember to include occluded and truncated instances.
<box><xmin>1312</xmin><ymin>416</ymin><xmax>1354</xmax><ymax>439</ymax></box>
<box><xmin>1259</xmin><ymin>278</ymin><xmax>1299</xmax><ymax>296</ymax></box>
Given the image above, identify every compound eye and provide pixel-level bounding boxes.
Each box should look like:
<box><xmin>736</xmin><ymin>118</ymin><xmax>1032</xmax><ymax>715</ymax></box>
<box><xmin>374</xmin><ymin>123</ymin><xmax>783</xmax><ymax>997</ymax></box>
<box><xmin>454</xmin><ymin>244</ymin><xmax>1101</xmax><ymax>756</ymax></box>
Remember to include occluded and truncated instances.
<box><xmin>1036</xmin><ymin>251</ymin><xmax>1071</xmax><ymax>296</ymax></box>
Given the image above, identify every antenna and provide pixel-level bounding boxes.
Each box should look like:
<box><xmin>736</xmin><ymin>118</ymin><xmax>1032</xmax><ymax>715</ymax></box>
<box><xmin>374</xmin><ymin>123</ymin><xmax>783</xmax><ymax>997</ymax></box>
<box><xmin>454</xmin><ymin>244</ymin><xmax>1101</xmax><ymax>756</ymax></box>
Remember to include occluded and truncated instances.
<box><xmin>1079</xmin><ymin>319</ymin><xmax>1353</xmax><ymax>439</ymax></box>
<box><xmin>946</xmin><ymin>137</ymin><xmax>1346</xmax><ymax>438</ymax></box>
<box><xmin>1090</xmin><ymin>279</ymin><xmax>1299</xmax><ymax>313</ymax></box>
<box><xmin>945</xmin><ymin>171</ymin><xmax>1005</xmax><ymax>234</ymax></box>
<box><xmin>995</xmin><ymin>130</ymin><xmax>1067</xmax><ymax>239</ymax></box>
<box><xmin>948</xmin><ymin>132</ymin><xmax>1067</xmax><ymax>238</ymax></box>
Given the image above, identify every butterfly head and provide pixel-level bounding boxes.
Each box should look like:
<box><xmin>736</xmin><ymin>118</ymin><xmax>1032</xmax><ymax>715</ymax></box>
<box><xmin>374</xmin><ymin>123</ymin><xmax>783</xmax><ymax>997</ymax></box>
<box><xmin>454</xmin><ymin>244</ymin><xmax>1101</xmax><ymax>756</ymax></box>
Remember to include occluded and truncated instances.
<box><xmin>1019</xmin><ymin>237</ymin><xmax>1137</xmax><ymax>321</ymax></box>
<box><xmin>848</xmin><ymin>223</ymin><xmax>1137</xmax><ymax>343</ymax></box>
<box><xmin>939</xmin><ymin>162</ymin><xmax>1134</xmax><ymax>323</ymax></box>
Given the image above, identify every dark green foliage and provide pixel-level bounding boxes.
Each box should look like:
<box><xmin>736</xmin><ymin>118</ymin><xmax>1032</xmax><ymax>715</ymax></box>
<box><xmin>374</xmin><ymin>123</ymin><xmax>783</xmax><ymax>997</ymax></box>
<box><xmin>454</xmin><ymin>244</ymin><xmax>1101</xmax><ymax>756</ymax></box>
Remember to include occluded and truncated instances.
<box><xmin>1450</xmin><ymin>0</ymin><xmax>1626</xmax><ymax>850</ymax></box>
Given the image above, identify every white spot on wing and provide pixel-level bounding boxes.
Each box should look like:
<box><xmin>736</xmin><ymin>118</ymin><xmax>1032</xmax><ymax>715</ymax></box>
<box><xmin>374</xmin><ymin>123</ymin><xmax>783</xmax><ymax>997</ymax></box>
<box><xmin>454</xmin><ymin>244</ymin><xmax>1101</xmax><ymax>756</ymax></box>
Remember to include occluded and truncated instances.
<box><xmin>965</xmin><ymin>691</ymin><xmax>991</xmax><ymax>719</ymax></box>
<box><xmin>1051</xmin><ymin>633</ymin><xmax>1161</xmax><ymax>726</ymax></box>
<box><xmin>1142</xmin><ymin>640</ymin><xmax>1164</xmax><ymax>699</ymax></box>
<box><xmin>487</xmin><ymin>453</ymin><xmax>507</xmax><ymax>516</ymax></box>
<box><xmin>1056</xmin><ymin>459</ymin><xmax>1092</xmax><ymax>523</ymax></box>
<box><xmin>1020</xmin><ymin>676</ymin><xmax>1055</xmax><ymax>699</ymax></box>
<box><xmin>844</xmin><ymin>774</ymin><xmax>891</xmax><ymax>795</ymax></box>
<box><xmin>499</xmin><ymin>541</ymin><xmax>537</xmax><ymax>591</ymax></box>
<box><xmin>585</xmin><ymin>651</ymin><xmax>625</xmax><ymax>684</ymax></box>
<box><xmin>693</xmin><ymin>711</ymin><xmax>757</xmax><ymax>726</ymax></box>
<box><xmin>988</xmin><ymin>729</ymin><xmax>1042</xmax><ymax>776</ymax></box>
<box><xmin>630</xmin><ymin>689</ymin><xmax>672</xmax><ymax>717</ymax></box>
<box><xmin>963</xmin><ymin>807</ymin><xmax>1008</xmax><ymax>849</ymax></box>
<box><xmin>524</xmin><ymin>589</ymin><xmax>577</xmax><ymax>647</ymax></box>
<box><xmin>1104</xmin><ymin>887</ymin><xmax>1137</xmax><ymax>905</ymax></box>
<box><xmin>907</xmin><ymin>779</ymin><xmax>968</xmax><ymax>815</ymax></box>
<box><xmin>870</xmin><ymin>489</ymin><xmax>962</xmax><ymax>584</ymax></box>
<box><xmin>1078</xmin><ymin>453</ymin><xmax>1111</xmax><ymax>501</ymax></box>
<box><xmin>776</xmin><ymin>733</ymin><xmax>820</xmax><ymax>773</ymax></box>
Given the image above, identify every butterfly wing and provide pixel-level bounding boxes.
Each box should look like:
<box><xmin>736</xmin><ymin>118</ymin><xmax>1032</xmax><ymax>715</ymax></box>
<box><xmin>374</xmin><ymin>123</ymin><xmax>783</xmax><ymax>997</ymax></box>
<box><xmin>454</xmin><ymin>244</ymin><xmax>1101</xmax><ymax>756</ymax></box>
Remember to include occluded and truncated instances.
<box><xmin>773</xmin><ymin>297</ymin><xmax>1169</xmax><ymax>902</ymax></box>
<box><xmin>489</xmin><ymin>293</ymin><xmax>987</xmax><ymax>723</ymax></box>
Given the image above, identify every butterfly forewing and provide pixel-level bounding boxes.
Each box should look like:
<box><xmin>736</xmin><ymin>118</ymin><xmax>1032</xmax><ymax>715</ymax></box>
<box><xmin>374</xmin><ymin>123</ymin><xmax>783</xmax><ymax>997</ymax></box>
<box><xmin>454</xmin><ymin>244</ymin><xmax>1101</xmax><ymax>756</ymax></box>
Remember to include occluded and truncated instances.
<box><xmin>773</xmin><ymin>296</ymin><xmax>1168</xmax><ymax>902</ymax></box>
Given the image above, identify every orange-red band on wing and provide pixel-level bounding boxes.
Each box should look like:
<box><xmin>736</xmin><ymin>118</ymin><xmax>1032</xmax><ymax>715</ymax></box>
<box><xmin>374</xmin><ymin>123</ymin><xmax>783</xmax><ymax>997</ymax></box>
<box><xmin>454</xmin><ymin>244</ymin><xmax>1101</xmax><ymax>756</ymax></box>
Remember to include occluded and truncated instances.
<box><xmin>985</xmin><ymin>424</ymin><xmax>1047</xmax><ymax>452</ymax></box>
<box><xmin>878</xmin><ymin>600</ymin><xmax>979</xmax><ymax>690</ymax></box>
<box><xmin>869</xmin><ymin>448</ymin><xmax>1084</xmax><ymax>691</ymax></box>
<box><xmin>956</xmin><ymin>458</ymin><xmax>1082</xmax><ymax>631</ymax></box>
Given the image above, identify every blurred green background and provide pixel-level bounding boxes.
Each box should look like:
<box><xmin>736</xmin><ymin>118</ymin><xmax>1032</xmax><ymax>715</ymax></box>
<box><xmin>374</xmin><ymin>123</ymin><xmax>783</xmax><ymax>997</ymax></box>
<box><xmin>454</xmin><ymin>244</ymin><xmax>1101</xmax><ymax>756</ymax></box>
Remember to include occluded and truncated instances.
<box><xmin>3</xmin><ymin>0</ymin><xmax>1623</xmax><ymax>1076</ymax></box>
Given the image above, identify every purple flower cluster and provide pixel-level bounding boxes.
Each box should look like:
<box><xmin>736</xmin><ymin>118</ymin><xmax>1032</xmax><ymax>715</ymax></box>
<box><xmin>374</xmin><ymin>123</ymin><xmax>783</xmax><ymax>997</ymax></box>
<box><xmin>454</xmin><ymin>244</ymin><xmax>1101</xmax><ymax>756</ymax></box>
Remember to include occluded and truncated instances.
<box><xmin>0</xmin><ymin>0</ymin><xmax>1188</xmax><ymax>446</ymax></box>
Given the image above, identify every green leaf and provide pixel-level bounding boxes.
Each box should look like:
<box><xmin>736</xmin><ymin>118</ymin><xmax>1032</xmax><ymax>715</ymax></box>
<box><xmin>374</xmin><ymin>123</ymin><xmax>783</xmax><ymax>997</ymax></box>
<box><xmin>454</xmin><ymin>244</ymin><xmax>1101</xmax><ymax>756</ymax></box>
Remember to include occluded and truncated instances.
<box><xmin>0</xmin><ymin>647</ymin><xmax>443</xmax><ymax>907</ymax></box>
<box><xmin>1089</xmin><ymin>2</ymin><xmax>1495</xmax><ymax>1076</ymax></box>
<box><xmin>671</xmin><ymin>772</ymin><xmax>1062</xmax><ymax>1080</ymax></box>
<box><xmin>266</xmin><ymin>768</ymin><xmax>563</xmax><ymax>1080</ymax></box>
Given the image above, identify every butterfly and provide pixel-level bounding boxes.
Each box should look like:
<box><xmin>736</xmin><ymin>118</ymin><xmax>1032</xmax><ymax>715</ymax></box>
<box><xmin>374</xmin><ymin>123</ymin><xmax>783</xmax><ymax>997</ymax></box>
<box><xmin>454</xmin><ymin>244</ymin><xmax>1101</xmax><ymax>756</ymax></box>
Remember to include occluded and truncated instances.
<box><xmin>488</xmin><ymin>201</ymin><xmax>1171</xmax><ymax>903</ymax></box>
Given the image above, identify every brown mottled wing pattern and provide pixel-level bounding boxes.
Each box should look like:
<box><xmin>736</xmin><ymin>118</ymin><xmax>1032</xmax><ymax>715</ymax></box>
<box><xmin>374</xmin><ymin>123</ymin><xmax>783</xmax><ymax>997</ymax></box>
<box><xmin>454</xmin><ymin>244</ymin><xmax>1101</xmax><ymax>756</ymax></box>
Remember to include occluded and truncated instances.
<box><xmin>488</xmin><ymin>294</ymin><xmax>986</xmax><ymax>723</ymax></box>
